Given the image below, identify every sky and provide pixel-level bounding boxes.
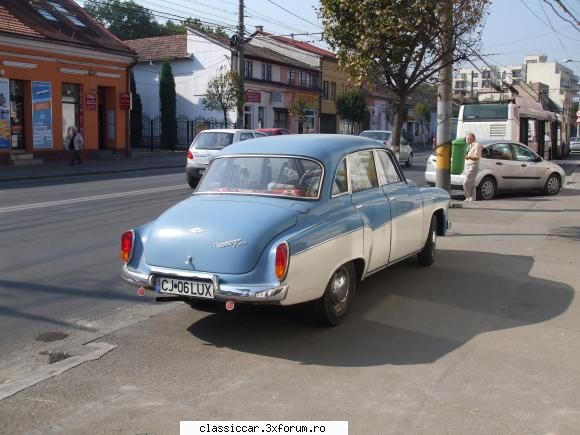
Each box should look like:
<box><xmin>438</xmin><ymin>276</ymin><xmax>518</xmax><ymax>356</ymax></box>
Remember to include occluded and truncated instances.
<box><xmin>75</xmin><ymin>0</ymin><xmax>580</xmax><ymax>77</ymax></box>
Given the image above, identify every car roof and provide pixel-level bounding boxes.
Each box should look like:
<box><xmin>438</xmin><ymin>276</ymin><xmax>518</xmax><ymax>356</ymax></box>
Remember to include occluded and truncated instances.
<box><xmin>198</xmin><ymin>129</ymin><xmax>256</xmax><ymax>133</ymax></box>
<box><xmin>361</xmin><ymin>130</ymin><xmax>392</xmax><ymax>134</ymax></box>
<box><xmin>217</xmin><ymin>134</ymin><xmax>384</xmax><ymax>165</ymax></box>
<box><xmin>256</xmin><ymin>128</ymin><xmax>287</xmax><ymax>132</ymax></box>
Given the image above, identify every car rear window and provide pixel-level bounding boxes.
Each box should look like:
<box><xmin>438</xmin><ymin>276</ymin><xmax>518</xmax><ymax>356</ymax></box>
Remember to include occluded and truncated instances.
<box><xmin>196</xmin><ymin>156</ymin><xmax>323</xmax><ymax>199</ymax></box>
<box><xmin>192</xmin><ymin>132</ymin><xmax>234</xmax><ymax>150</ymax></box>
<box><xmin>361</xmin><ymin>131</ymin><xmax>391</xmax><ymax>141</ymax></box>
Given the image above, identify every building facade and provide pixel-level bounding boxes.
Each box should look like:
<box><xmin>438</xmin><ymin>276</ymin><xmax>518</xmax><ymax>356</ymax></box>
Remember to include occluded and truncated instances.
<box><xmin>0</xmin><ymin>0</ymin><xmax>135</xmax><ymax>165</ymax></box>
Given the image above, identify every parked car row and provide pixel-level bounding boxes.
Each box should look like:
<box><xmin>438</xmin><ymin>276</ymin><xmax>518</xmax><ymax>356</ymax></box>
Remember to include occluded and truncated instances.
<box><xmin>359</xmin><ymin>130</ymin><xmax>415</xmax><ymax>166</ymax></box>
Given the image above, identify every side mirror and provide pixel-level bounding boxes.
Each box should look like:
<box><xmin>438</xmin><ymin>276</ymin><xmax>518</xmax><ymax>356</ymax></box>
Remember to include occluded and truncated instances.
<box><xmin>536</xmin><ymin>156</ymin><xmax>543</xmax><ymax>162</ymax></box>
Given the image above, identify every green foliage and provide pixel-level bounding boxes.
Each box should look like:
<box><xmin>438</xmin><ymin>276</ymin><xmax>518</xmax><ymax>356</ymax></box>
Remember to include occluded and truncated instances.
<box><xmin>336</xmin><ymin>90</ymin><xmax>368</xmax><ymax>134</ymax></box>
<box><xmin>320</xmin><ymin>0</ymin><xmax>490</xmax><ymax>146</ymax></box>
<box><xmin>202</xmin><ymin>67</ymin><xmax>243</xmax><ymax>124</ymax></box>
<box><xmin>130</xmin><ymin>72</ymin><xmax>142</xmax><ymax>148</ymax></box>
<box><xmin>159</xmin><ymin>61</ymin><xmax>176</xmax><ymax>150</ymax></box>
<box><xmin>289</xmin><ymin>98</ymin><xmax>308</xmax><ymax>133</ymax></box>
<box><xmin>415</xmin><ymin>103</ymin><xmax>431</xmax><ymax>123</ymax></box>
<box><xmin>84</xmin><ymin>0</ymin><xmax>228</xmax><ymax>40</ymax></box>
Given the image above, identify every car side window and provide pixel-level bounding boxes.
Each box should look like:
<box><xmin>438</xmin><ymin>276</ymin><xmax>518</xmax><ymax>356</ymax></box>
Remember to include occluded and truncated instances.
<box><xmin>482</xmin><ymin>143</ymin><xmax>513</xmax><ymax>160</ymax></box>
<box><xmin>240</xmin><ymin>133</ymin><xmax>253</xmax><ymax>141</ymax></box>
<box><xmin>349</xmin><ymin>151</ymin><xmax>379</xmax><ymax>193</ymax></box>
<box><xmin>377</xmin><ymin>150</ymin><xmax>402</xmax><ymax>184</ymax></box>
<box><xmin>332</xmin><ymin>158</ymin><xmax>348</xmax><ymax>196</ymax></box>
<box><xmin>512</xmin><ymin>144</ymin><xmax>536</xmax><ymax>162</ymax></box>
<box><xmin>281</xmin><ymin>129</ymin><xmax>290</xmax><ymax>135</ymax></box>
<box><xmin>253</xmin><ymin>132</ymin><xmax>267</xmax><ymax>138</ymax></box>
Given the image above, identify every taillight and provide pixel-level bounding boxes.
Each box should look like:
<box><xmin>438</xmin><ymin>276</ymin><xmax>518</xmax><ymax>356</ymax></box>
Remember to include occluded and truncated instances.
<box><xmin>187</xmin><ymin>150</ymin><xmax>193</xmax><ymax>159</ymax></box>
<box><xmin>275</xmin><ymin>242</ymin><xmax>289</xmax><ymax>281</ymax></box>
<box><xmin>120</xmin><ymin>230</ymin><xmax>134</xmax><ymax>263</ymax></box>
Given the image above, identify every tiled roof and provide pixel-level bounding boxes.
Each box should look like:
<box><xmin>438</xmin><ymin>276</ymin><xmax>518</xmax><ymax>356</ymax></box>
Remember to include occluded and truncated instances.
<box><xmin>124</xmin><ymin>34</ymin><xmax>190</xmax><ymax>62</ymax></box>
<box><xmin>0</xmin><ymin>5</ymin><xmax>43</xmax><ymax>39</ymax></box>
<box><xmin>254</xmin><ymin>31</ymin><xmax>336</xmax><ymax>59</ymax></box>
<box><xmin>245</xmin><ymin>44</ymin><xmax>317</xmax><ymax>70</ymax></box>
<box><xmin>0</xmin><ymin>0</ymin><xmax>134</xmax><ymax>55</ymax></box>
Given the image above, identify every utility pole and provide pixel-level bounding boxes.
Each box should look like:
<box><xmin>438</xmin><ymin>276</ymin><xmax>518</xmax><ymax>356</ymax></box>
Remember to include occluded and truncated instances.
<box><xmin>236</xmin><ymin>0</ymin><xmax>245</xmax><ymax>128</ymax></box>
<box><xmin>435</xmin><ymin>0</ymin><xmax>453</xmax><ymax>192</ymax></box>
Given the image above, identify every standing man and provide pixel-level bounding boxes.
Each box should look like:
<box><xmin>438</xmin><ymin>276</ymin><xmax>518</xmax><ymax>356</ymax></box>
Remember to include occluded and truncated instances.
<box><xmin>67</xmin><ymin>126</ymin><xmax>84</xmax><ymax>165</ymax></box>
<box><xmin>463</xmin><ymin>132</ymin><xmax>482</xmax><ymax>201</ymax></box>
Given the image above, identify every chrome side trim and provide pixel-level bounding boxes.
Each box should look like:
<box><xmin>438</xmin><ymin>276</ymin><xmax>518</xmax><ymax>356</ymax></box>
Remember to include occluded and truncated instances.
<box><xmin>292</xmin><ymin>227</ymin><xmax>362</xmax><ymax>255</ymax></box>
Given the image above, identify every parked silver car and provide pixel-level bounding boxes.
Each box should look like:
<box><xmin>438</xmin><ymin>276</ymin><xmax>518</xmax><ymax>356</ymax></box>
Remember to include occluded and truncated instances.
<box><xmin>570</xmin><ymin>137</ymin><xmax>580</xmax><ymax>154</ymax></box>
<box><xmin>359</xmin><ymin>130</ymin><xmax>414</xmax><ymax>166</ymax></box>
<box><xmin>425</xmin><ymin>140</ymin><xmax>567</xmax><ymax>200</ymax></box>
<box><xmin>186</xmin><ymin>129</ymin><xmax>266</xmax><ymax>188</ymax></box>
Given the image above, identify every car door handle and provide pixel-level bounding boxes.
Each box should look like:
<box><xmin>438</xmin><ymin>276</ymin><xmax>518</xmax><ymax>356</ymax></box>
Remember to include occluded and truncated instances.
<box><xmin>495</xmin><ymin>162</ymin><xmax>503</xmax><ymax>166</ymax></box>
<box><xmin>355</xmin><ymin>204</ymin><xmax>366</xmax><ymax>210</ymax></box>
<box><xmin>521</xmin><ymin>164</ymin><xmax>527</xmax><ymax>167</ymax></box>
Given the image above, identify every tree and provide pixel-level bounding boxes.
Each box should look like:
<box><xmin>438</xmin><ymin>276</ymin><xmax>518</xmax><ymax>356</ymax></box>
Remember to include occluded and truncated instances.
<box><xmin>84</xmin><ymin>0</ymin><xmax>167</xmax><ymax>40</ymax></box>
<box><xmin>336</xmin><ymin>90</ymin><xmax>369</xmax><ymax>134</ymax></box>
<box><xmin>159</xmin><ymin>60</ymin><xmax>176</xmax><ymax>150</ymax></box>
<box><xmin>288</xmin><ymin>98</ymin><xmax>307</xmax><ymax>133</ymax></box>
<box><xmin>320</xmin><ymin>0</ymin><xmax>490</xmax><ymax>151</ymax></box>
<box><xmin>414</xmin><ymin>102</ymin><xmax>431</xmax><ymax>146</ymax></box>
<box><xmin>129</xmin><ymin>71</ymin><xmax>143</xmax><ymax>149</ymax></box>
<box><xmin>202</xmin><ymin>67</ymin><xmax>243</xmax><ymax>125</ymax></box>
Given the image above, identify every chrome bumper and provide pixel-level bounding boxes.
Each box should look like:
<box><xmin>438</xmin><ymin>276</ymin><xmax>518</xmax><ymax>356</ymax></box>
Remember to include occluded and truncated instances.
<box><xmin>121</xmin><ymin>265</ymin><xmax>288</xmax><ymax>303</ymax></box>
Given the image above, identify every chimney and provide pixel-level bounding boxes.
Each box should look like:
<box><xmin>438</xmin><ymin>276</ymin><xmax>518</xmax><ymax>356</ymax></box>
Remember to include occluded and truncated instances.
<box><xmin>255</xmin><ymin>25</ymin><xmax>264</xmax><ymax>33</ymax></box>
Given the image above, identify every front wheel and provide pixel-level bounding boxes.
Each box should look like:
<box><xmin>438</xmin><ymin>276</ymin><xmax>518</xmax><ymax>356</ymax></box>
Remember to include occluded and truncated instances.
<box><xmin>315</xmin><ymin>262</ymin><xmax>357</xmax><ymax>326</ymax></box>
<box><xmin>417</xmin><ymin>215</ymin><xmax>437</xmax><ymax>266</ymax></box>
<box><xmin>477</xmin><ymin>176</ymin><xmax>497</xmax><ymax>201</ymax></box>
<box><xmin>187</xmin><ymin>175</ymin><xmax>200</xmax><ymax>189</ymax></box>
<box><xmin>406</xmin><ymin>153</ymin><xmax>413</xmax><ymax>167</ymax></box>
<box><xmin>543</xmin><ymin>173</ymin><xmax>561</xmax><ymax>195</ymax></box>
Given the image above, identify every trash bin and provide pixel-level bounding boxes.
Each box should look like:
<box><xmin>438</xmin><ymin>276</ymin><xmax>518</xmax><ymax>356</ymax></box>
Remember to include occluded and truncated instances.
<box><xmin>451</xmin><ymin>137</ymin><xmax>468</xmax><ymax>175</ymax></box>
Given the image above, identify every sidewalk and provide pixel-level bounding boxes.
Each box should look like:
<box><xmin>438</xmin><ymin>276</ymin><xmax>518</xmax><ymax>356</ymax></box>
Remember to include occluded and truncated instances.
<box><xmin>0</xmin><ymin>151</ymin><xmax>185</xmax><ymax>183</ymax></box>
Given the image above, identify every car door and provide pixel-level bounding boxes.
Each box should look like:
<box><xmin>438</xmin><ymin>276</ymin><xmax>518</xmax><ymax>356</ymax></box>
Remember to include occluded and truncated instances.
<box><xmin>376</xmin><ymin>149</ymin><xmax>424</xmax><ymax>260</ymax></box>
<box><xmin>348</xmin><ymin>150</ymin><xmax>391</xmax><ymax>273</ymax></box>
<box><xmin>481</xmin><ymin>142</ymin><xmax>518</xmax><ymax>190</ymax></box>
<box><xmin>510</xmin><ymin>143</ymin><xmax>545</xmax><ymax>190</ymax></box>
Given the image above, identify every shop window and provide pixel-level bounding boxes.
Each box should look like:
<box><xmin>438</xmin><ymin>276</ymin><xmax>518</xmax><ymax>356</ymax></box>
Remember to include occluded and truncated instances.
<box><xmin>274</xmin><ymin>109</ymin><xmax>288</xmax><ymax>128</ymax></box>
<box><xmin>303</xmin><ymin>109</ymin><xmax>315</xmax><ymax>133</ymax></box>
<box><xmin>258</xmin><ymin>106</ymin><xmax>265</xmax><ymax>128</ymax></box>
<box><xmin>62</xmin><ymin>83</ymin><xmax>81</xmax><ymax>144</ymax></box>
<box><xmin>9</xmin><ymin>80</ymin><xmax>26</xmax><ymax>150</ymax></box>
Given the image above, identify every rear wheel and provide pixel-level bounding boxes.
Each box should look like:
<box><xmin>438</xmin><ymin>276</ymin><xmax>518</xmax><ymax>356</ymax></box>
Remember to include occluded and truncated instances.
<box><xmin>544</xmin><ymin>173</ymin><xmax>561</xmax><ymax>195</ymax></box>
<box><xmin>315</xmin><ymin>262</ymin><xmax>356</xmax><ymax>326</ymax></box>
<box><xmin>417</xmin><ymin>215</ymin><xmax>437</xmax><ymax>266</ymax></box>
<box><xmin>187</xmin><ymin>175</ymin><xmax>200</xmax><ymax>189</ymax></box>
<box><xmin>477</xmin><ymin>176</ymin><xmax>497</xmax><ymax>200</ymax></box>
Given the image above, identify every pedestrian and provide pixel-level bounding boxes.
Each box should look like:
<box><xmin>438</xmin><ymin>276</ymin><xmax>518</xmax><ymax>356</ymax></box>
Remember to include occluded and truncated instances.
<box><xmin>463</xmin><ymin>132</ymin><xmax>482</xmax><ymax>202</ymax></box>
<box><xmin>66</xmin><ymin>126</ymin><xmax>84</xmax><ymax>165</ymax></box>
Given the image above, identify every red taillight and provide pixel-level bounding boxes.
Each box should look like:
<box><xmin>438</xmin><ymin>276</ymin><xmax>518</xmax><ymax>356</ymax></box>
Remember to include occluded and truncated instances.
<box><xmin>275</xmin><ymin>242</ymin><xmax>289</xmax><ymax>281</ymax></box>
<box><xmin>120</xmin><ymin>230</ymin><xmax>134</xmax><ymax>263</ymax></box>
<box><xmin>187</xmin><ymin>150</ymin><xmax>193</xmax><ymax>159</ymax></box>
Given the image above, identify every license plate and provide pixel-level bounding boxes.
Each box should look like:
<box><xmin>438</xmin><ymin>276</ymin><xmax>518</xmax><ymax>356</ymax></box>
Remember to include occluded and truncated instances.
<box><xmin>155</xmin><ymin>277</ymin><xmax>214</xmax><ymax>299</ymax></box>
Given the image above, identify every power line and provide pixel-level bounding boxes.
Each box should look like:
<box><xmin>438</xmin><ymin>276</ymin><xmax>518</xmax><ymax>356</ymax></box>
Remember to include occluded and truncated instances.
<box><xmin>550</xmin><ymin>0</ymin><xmax>580</xmax><ymax>27</ymax></box>
<box><xmin>263</xmin><ymin>0</ymin><xmax>322</xmax><ymax>30</ymax></box>
<box><xmin>538</xmin><ymin>0</ymin><xmax>570</xmax><ymax>56</ymax></box>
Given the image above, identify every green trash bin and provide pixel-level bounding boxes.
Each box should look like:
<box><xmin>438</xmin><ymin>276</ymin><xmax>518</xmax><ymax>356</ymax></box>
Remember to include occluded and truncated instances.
<box><xmin>451</xmin><ymin>137</ymin><xmax>468</xmax><ymax>175</ymax></box>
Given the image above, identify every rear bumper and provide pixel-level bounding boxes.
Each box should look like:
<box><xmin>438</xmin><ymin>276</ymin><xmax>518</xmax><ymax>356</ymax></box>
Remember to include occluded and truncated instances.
<box><xmin>424</xmin><ymin>170</ymin><xmax>465</xmax><ymax>188</ymax></box>
<box><xmin>121</xmin><ymin>265</ymin><xmax>288</xmax><ymax>303</ymax></box>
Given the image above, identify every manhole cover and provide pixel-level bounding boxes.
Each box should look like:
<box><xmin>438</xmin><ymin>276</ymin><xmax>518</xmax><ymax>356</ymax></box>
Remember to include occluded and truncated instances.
<box><xmin>35</xmin><ymin>331</ymin><xmax>69</xmax><ymax>343</ymax></box>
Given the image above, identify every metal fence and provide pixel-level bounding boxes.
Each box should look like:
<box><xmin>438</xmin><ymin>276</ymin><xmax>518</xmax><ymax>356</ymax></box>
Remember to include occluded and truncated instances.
<box><xmin>137</xmin><ymin>115</ymin><xmax>236</xmax><ymax>151</ymax></box>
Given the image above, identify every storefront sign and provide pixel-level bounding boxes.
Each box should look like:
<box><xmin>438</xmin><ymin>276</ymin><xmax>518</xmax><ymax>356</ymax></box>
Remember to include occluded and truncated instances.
<box><xmin>85</xmin><ymin>94</ymin><xmax>97</xmax><ymax>110</ymax></box>
<box><xmin>271</xmin><ymin>92</ymin><xmax>282</xmax><ymax>103</ymax></box>
<box><xmin>32</xmin><ymin>81</ymin><xmax>53</xmax><ymax>149</ymax></box>
<box><xmin>245</xmin><ymin>92</ymin><xmax>261</xmax><ymax>103</ymax></box>
<box><xmin>0</xmin><ymin>78</ymin><xmax>10</xmax><ymax>150</ymax></box>
<box><xmin>294</xmin><ymin>93</ymin><xmax>319</xmax><ymax>109</ymax></box>
<box><xmin>119</xmin><ymin>92</ymin><xmax>130</xmax><ymax>110</ymax></box>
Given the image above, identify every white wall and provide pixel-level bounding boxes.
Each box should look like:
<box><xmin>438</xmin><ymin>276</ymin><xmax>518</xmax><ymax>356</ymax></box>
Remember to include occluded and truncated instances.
<box><xmin>133</xmin><ymin>63</ymin><xmax>160</xmax><ymax>117</ymax></box>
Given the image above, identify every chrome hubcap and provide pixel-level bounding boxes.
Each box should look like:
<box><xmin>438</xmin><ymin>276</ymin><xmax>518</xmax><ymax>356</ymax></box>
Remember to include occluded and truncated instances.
<box><xmin>482</xmin><ymin>180</ymin><xmax>495</xmax><ymax>199</ymax></box>
<box><xmin>330</xmin><ymin>267</ymin><xmax>350</xmax><ymax>312</ymax></box>
<box><xmin>547</xmin><ymin>177</ymin><xmax>559</xmax><ymax>194</ymax></box>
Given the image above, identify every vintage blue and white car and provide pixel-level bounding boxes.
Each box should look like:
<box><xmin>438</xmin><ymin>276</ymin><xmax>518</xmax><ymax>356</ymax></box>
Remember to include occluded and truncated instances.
<box><xmin>121</xmin><ymin>135</ymin><xmax>451</xmax><ymax>325</ymax></box>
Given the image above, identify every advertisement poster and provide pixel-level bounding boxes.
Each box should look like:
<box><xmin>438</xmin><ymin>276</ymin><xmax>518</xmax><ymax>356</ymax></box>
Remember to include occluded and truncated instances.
<box><xmin>0</xmin><ymin>78</ymin><xmax>10</xmax><ymax>150</ymax></box>
<box><xmin>32</xmin><ymin>81</ymin><xmax>53</xmax><ymax>149</ymax></box>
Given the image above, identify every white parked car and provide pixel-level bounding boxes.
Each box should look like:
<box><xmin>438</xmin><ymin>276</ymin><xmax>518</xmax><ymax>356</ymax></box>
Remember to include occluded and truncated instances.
<box><xmin>425</xmin><ymin>140</ymin><xmax>567</xmax><ymax>200</ymax></box>
<box><xmin>186</xmin><ymin>129</ymin><xmax>266</xmax><ymax>188</ymax></box>
<box><xmin>359</xmin><ymin>130</ymin><xmax>414</xmax><ymax>166</ymax></box>
<box><xmin>570</xmin><ymin>137</ymin><xmax>580</xmax><ymax>154</ymax></box>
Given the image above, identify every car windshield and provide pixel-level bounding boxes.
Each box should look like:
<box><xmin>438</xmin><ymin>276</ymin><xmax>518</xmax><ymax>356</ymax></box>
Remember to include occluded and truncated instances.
<box><xmin>361</xmin><ymin>131</ymin><xmax>391</xmax><ymax>141</ymax></box>
<box><xmin>463</xmin><ymin>104</ymin><xmax>508</xmax><ymax>121</ymax></box>
<box><xmin>196</xmin><ymin>156</ymin><xmax>323</xmax><ymax>199</ymax></box>
<box><xmin>192</xmin><ymin>132</ymin><xmax>234</xmax><ymax>150</ymax></box>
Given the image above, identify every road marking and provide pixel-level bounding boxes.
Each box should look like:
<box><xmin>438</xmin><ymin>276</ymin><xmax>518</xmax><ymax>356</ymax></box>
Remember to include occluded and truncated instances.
<box><xmin>0</xmin><ymin>342</ymin><xmax>117</xmax><ymax>401</ymax></box>
<box><xmin>0</xmin><ymin>185</ymin><xmax>187</xmax><ymax>214</ymax></box>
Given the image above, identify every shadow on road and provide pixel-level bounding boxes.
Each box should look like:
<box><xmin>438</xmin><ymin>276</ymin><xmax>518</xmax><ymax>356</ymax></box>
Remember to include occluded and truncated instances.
<box><xmin>188</xmin><ymin>249</ymin><xmax>573</xmax><ymax>367</ymax></box>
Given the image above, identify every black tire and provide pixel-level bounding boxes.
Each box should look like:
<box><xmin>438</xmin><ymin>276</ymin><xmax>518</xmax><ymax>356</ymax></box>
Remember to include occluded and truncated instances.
<box><xmin>417</xmin><ymin>215</ymin><xmax>437</xmax><ymax>266</ymax></box>
<box><xmin>187</xmin><ymin>175</ymin><xmax>200</xmax><ymax>189</ymax></box>
<box><xmin>315</xmin><ymin>262</ymin><xmax>357</xmax><ymax>326</ymax></box>
<box><xmin>405</xmin><ymin>153</ymin><xmax>413</xmax><ymax>167</ymax></box>
<box><xmin>476</xmin><ymin>175</ymin><xmax>497</xmax><ymax>201</ymax></box>
<box><xmin>543</xmin><ymin>173</ymin><xmax>561</xmax><ymax>195</ymax></box>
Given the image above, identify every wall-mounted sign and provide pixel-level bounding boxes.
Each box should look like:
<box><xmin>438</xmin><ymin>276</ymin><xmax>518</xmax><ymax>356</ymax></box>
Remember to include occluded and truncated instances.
<box><xmin>85</xmin><ymin>94</ymin><xmax>97</xmax><ymax>110</ymax></box>
<box><xmin>271</xmin><ymin>92</ymin><xmax>283</xmax><ymax>103</ymax></box>
<box><xmin>32</xmin><ymin>81</ymin><xmax>53</xmax><ymax>149</ymax></box>
<box><xmin>294</xmin><ymin>93</ymin><xmax>319</xmax><ymax>109</ymax></box>
<box><xmin>245</xmin><ymin>92</ymin><xmax>261</xmax><ymax>103</ymax></box>
<box><xmin>0</xmin><ymin>78</ymin><xmax>10</xmax><ymax>150</ymax></box>
<box><xmin>119</xmin><ymin>92</ymin><xmax>130</xmax><ymax>111</ymax></box>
